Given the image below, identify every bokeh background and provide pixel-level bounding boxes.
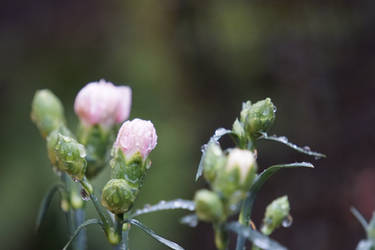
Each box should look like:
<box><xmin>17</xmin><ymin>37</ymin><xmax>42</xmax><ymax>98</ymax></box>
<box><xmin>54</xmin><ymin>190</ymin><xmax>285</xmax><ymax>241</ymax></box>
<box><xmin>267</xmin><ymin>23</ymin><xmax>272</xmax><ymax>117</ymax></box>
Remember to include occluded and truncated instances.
<box><xmin>1</xmin><ymin>0</ymin><xmax>374</xmax><ymax>249</ymax></box>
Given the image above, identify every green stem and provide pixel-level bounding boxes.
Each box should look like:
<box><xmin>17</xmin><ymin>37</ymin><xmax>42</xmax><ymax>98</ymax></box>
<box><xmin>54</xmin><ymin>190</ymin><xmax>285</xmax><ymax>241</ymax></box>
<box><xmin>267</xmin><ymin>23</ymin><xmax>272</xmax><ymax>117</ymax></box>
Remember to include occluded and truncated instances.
<box><xmin>214</xmin><ymin>223</ymin><xmax>228</xmax><ymax>250</ymax></box>
<box><xmin>74</xmin><ymin>208</ymin><xmax>87</xmax><ymax>250</ymax></box>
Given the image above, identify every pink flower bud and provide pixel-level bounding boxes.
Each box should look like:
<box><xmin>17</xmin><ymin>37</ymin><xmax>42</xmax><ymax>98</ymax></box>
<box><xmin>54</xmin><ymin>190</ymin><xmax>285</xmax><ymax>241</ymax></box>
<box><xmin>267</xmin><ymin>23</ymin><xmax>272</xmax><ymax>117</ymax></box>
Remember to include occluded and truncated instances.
<box><xmin>74</xmin><ymin>80</ymin><xmax>132</xmax><ymax>127</ymax></box>
<box><xmin>114</xmin><ymin>118</ymin><xmax>157</xmax><ymax>159</ymax></box>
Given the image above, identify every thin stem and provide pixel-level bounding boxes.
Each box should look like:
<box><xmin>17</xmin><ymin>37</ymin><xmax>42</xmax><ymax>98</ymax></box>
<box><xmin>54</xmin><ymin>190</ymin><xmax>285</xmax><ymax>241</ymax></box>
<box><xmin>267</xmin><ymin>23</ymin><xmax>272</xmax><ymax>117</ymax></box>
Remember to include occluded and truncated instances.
<box><xmin>89</xmin><ymin>193</ymin><xmax>113</xmax><ymax>230</ymax></box>
<box><xmin>74</xmin><ymin>208</ymin><xmax>87</xmax><ymax>250</ymax></box>
<box><xmin>214</xmin><ymin>223</ymin><xmax>228</xmax><ymax>250</ymax></box>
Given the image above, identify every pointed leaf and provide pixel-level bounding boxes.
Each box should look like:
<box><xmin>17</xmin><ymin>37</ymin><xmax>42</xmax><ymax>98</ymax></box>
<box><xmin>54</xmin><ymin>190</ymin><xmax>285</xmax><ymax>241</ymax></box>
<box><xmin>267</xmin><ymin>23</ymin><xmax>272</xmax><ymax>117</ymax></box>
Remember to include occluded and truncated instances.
<box><xmin>130</xmin><ymin>199</ymin><xmax>195</xmax><ymax>218</ymax></box>
<box><xmin>259</xmin><ymin>132</ymin><xmax>326</xmax><ymax>159</ymax></box>
<box><xmin>351</xmin><ymin>207</ymin><xmax>369</xmax><ymax>232</ymax></box>
<box><xmin>129</xmin><ymin>219</ymin><xmax>184</xmax><ymax>250</ymax></box>
<box><xmin>195</xmin><ymin>128</ymin><xmax>232</xmax><ymax>181</ymax></box>
<box><xmin>227</xmin><ymin>222</ymin><xmax>287</xmax><ymax>250</ymax></box>
<box><xmin>63</xmin><ymin>219</ymin><xmax>103</xmax><ymax>250</ymax></box>
<box><xmin>180</xmin><ymin>214</ymin><xmax>198</xmax><ymax>228</ymax></box>
<box><xmin>236</xmin><ymin>162</ymin><xmax>313</xmax><ymax>250</ymax></box>
<box><xmin>35</xmin><ymin>184</ymin><xmax>65</xmax><ymax>231</ymax></box>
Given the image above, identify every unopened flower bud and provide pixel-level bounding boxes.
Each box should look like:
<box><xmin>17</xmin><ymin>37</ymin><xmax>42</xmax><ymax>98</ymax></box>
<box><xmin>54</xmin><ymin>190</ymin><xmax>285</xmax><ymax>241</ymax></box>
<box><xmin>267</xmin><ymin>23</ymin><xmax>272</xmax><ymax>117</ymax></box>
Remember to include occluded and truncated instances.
<box><xmin>31</xmin><ymin>89</ymin><xmax>66</xmax><ymax>138</ymax></box>
<box><xmin>203</xmin><ymin>142</ymin><xmax>226</xmax><ymax>183</ymax></box>
<box><xmin>47</xmin><ymin>131</ymin><xmax>87</xmax><ymax>180</ymax></box>
<box><xmin>261</xmin><ymin>196</ymin><xmax>290</xmax><ymax>235</ymax></box>
<box><xmin>213</xmin><ymin>149</ymin><xmax>257</xmax><ymax>198</ymax></box>
<box><xmin>74</xmin><ymin>80</ymin><xmax>132</xmax><ymax>128</ymax></box>
<box><xmin>194</xmin><ymin>189</ymin><xmax>224</xmax><ymax>223</ymax></box>
<box><xmin>240</xmin><ymin>98</ymin><xmax>276</xmax><ymax>137</ymax></box>
<box><xmin>114</xmin><ymin>118</ymin><xmax>157</xmax><ymax>159</ymax></box>
<box><xmin>101</xmin><ymin>179</ymin><xmax>138</xmax><ymax>214</ymax></box>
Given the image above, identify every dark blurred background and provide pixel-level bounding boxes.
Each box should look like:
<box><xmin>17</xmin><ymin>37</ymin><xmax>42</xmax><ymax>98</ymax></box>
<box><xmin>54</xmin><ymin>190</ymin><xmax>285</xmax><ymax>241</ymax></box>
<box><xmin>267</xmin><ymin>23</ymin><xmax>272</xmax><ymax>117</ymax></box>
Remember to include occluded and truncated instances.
<box><xmin>1</xmin><ymin>0</ymin><xmax>374</xmax><ymax>249</ymax></box>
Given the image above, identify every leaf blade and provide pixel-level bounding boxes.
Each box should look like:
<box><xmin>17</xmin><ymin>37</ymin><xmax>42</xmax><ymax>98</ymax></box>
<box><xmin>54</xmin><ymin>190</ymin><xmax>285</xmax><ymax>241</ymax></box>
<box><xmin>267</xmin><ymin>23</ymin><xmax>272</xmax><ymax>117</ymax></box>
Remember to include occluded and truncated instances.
<box><xmin>129</xmin><ymin>219</ymin><xmax>184</xmax><ymax>250</ymax></box>
<box><xmin>259</xmin><ymin>132</ymin><xmax>326</xmax><ymax>159</ymax></box>
<box><xmin>62</xmin><ymin>219</ymin><xmax>103</xmax><ymax>250</ymax></box>
<box><xmin>228</xmin><ymin>222</ymin><xmax>287</xmax><ymax>250</ymax></box>
<box><xmin>35</xmin><ymin>184</ymin><xmax>65</xmax><ymax>232</ymax></box>
<box><xmin>351</xmin><ymin>207</ymin><xmax>369</xmax><ymax>232</ymax></box>
<box><xmin>130</xmin><ymin>199</ymin><xmax>195</xmax><ymax>218</ymax></box>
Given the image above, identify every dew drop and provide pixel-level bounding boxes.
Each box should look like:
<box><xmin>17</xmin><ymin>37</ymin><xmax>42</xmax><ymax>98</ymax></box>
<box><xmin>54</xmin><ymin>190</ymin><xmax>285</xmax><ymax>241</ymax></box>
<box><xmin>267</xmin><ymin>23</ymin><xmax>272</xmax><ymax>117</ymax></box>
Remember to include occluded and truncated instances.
<box><xmin>282</xmin><ymin>215</ymin><xmax>293</xmax><ymax>228</ymax></box>
<box><xmin>80</xmin><ymin>189</ymin><xmax>90</xmax><ymax>201</ymax></box>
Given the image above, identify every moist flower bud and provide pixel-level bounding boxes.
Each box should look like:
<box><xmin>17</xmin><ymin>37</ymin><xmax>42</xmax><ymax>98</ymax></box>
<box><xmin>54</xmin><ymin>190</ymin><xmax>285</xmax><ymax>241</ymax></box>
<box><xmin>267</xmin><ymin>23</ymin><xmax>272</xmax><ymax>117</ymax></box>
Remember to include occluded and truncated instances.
<box><xmin>46</xmin><ymin>131</ymin><xmax>87</xmax><ymax>180</ymax></box>
<box><xmin>261</xmin><ymin>195</ymin><xmax>290</xmax><ymax>235</ymax></box>
<box><xmin>203</xmin><ymin>142</ymin><xmax>226</xmax><ymax>184</ymax></box>
<box><xmin>240</xmin><ymin>98</ymin><xmax>276</xmax><ymax>137</ymax></box>
<box><xmin>31</xmin><ymin>89</ymin><xmax>66</xmax><ymax>138</ymax></box>
<box><xmin>74</xmin><ymin>80</ymin><xmax>132</xmax><ymax>128</ymax></box>
<box><xmin>194</xmin><ymin>189</ymin><xmax>224</xmax><ymax>223</ymax></box>
<box><xmin>101</xmin><ymin>179</ymin><xmax>138</xmax><ymax>214</ymax></box>
<box><xmin>213</xmin><ymin>149</ymin><xmax>257</xmax><ymax>198</ymax></box>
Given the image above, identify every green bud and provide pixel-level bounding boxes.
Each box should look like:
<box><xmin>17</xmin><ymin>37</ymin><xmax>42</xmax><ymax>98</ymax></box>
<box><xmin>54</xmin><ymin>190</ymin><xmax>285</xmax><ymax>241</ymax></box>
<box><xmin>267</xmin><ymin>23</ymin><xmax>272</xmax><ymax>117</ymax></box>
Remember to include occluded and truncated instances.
<box><xmin>101</xmin><ymin>179</ymin><xmax>138</xmax><ymax>214</ymax></box>
<box><xmin>60</xmin><ymin>199</ymin><xmax>70</xmax><ymax>212</ymax></box>
<box><xmin>194</xmin><ymin>189</ymin><xmax>224</xmax><ymax>223</ymax></box>
<box><xmin>261</xmin><ymin>195</ymin><xmax>290</xmax><ymax>235</ymax></box>
<box><xmin>240</xmin><ymin>98</ymin><xmax>276</xmax><ymax>137</ymax></box>
<box><xmin>203</xmin><ymin>142</ymin><xmax>226</xmax><ymax>183</ymax></box>
<box><xmin>70</xmin><ymin>191</ymin><xmax>84</xmax><ymax>209</ymax></box>
<box><xmin>110</xmin><ymin>149</ymin><xmax>147</xmax><ymax>188</ymax></box>
<box><xmin>31</xmin><ymin>89</ymin><xmax>66</xmax><ymax>138</ymax></box>
<box><xmin>46</xmin><ymin>131</ymin><xmax>87</xmax><ymax>180</ymax></box>
<box><xmin>106</xmin><ymin>227</ymin><xmax>121</xmax><ymax>245</ymax></box>
<box><xmin>77</xmin><ymin>124</ymin><xmax>114</xmax><ymax>178</ymax></box>
<box><xmin>213</xmin><ymin>149</ymin><xmax>257</xmax><ymax>199</ymax></box>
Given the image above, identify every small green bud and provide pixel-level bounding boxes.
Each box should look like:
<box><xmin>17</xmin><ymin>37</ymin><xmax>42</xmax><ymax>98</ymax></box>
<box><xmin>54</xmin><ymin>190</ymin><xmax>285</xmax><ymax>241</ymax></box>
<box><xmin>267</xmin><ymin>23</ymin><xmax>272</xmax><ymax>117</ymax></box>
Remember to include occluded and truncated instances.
<box><xmin>213</xmin><ymin>149</ymin><xmax>257</xmax><ymax>199</ymax></box>
<box><xmin>240</xmin><ymin>98</ymin><xmax>276</xmax><ymax>137</ymax></box>
<box><xmin>46</xmin><ymin>131</ymin><xmax>87</xmax><ymax>180</ymax></box>
<box><xmin>194</xmin><ymin>189</ymin><xmax>224</xmax><ymax>223</ymax></box>
<box><xmin>261</xmin><ymin>196</ymin><xmax>290</xmax><ymax>235</ymax></box>
<box><xmin>61</xmin><ymin>199</ymin><xmax>70</xmax><ymax>212</ymax></box>
<box><xmin>71</xmin><ymin>191</ymin><xmax>84</xmax><ymax>209</ymax></box>
<box><xmin>203</xmin><ymin>142</ymin><xmax>226</xmax><ymax>183</ymax></box>
<box><xmin>31</xmin><ymin>89</ymin><xmax>66</xmax><ymax>138</ymax></box>
<box><xmin>122</xmin><ymin>222</ymin><xmax>131</xmax><ymax>231</ymax></box>
<box><xmin>101</xmin><ymin>179</ymin><xmax>138</xmax><ymax>214</ymax></box>
<box><xmin>106</xmin><ymin>227</ymin><xmax>121</xmax><ymax>245</ymax></box>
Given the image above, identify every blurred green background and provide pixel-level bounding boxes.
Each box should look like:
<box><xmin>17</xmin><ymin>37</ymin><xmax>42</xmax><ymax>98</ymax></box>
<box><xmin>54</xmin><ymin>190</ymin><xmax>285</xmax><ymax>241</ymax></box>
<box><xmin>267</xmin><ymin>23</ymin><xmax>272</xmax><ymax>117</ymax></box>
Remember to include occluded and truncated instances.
<box><xmin>1</xmin><ymin>0</ymin><xmax>374</xmax><ymax>249</ymax></box>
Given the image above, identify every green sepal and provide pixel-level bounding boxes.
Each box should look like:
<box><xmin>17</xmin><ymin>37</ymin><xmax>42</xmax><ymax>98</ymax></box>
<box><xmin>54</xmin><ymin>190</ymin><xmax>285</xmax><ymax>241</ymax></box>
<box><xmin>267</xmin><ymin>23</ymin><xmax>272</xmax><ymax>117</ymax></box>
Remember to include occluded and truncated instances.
<box><xmin>77</xmin><ymin>124</ymin><xmax>114</xmax><ymax>178</ymax></box>
<box><xmin>47</xmin><ymin>131</ymin><xmax>87</xmax><ymax>180</ymax></box>
<box><xmin>194</xmin><ymin>189</ymin><xmax>225</xmax><ymax>223</ymax></box>
<box><xmin>111</xmin><ymin>149</ymin><xmax>146</xmax><ymax>188</ymax></box>
<box><xmin>101</xmin><ymin>179</ymin><xmax>138</xmax><ymax>214</ymax></box>
<box><xmin>31</xmin><ymin>89</ymin><xmax>66</xmax><ymax>138</ymax></box>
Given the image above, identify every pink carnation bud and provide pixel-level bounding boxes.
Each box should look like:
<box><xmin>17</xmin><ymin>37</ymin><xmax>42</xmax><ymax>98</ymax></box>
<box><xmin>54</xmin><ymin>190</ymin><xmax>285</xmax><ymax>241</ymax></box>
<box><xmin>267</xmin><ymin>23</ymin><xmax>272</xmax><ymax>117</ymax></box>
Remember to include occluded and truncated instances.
<box><xmin>74</xmin><ymin>80</ymin><xmax>132</xmax><ymax>127</ymax></box>
<box><xmin>114</xmin><ymin>118</ymin><xmax>157</xmax><ymax>159</ymax></box>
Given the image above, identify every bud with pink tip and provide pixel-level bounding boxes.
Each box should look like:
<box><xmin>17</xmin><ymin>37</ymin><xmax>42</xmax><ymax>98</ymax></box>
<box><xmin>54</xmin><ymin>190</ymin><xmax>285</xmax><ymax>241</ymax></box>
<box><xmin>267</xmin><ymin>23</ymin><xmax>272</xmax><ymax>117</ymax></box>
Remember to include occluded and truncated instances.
<box><xmin>74</xmin><ymin>80</ymin><xmax>132</xmax><ymax>128</ymax></box>
<box><xmin>114</xmin><ymin>118</ymin><xmax>157</xmax><ymax>159</ymax></box>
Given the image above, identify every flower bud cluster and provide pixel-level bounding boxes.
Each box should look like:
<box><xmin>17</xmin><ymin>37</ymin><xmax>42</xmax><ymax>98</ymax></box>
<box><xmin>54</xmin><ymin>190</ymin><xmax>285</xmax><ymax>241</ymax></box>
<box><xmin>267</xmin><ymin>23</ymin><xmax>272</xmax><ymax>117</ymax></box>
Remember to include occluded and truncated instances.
<box><xmin>233</xmin><ymin>98</ymin><xmax>276</xmax><ymax>148</ymax></box>
<box><xmin>195</xmin><ymin>144</ymin><xmax>257</xmax><ymax>223</ymax></box>
<box><xmin>101</xmin><ymin>119</ymin><xmax>157</xmax><ymax>214</ymax></box>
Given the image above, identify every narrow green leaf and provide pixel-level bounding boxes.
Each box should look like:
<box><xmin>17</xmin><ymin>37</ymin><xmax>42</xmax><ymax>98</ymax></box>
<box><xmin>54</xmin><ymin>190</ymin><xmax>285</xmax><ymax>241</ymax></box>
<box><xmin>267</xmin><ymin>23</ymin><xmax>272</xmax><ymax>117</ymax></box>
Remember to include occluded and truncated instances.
<box><xmin>129</xmin><ymin>219</ymin><xmax>184</xmax><ymax>250</ymax></box>
<box><xmin>195</xmin><ymin>128</ymin><xmax>232</xmax><ymax>181</ymax></box>
<box><xmin>227</xmin><ymin>222</ymin><xmax>287</xmax><ymax>250</ymax></box>
<box><xmin>351</xmin><ymin>207</ymin><xmax>369</xmax><ymax>232</ymax></box>
<box><xmin>130</xmin><ymin>199</ymin><xmax>195</xmax><ymax>218</ymax></box>
<box><xmin>180</xmin><ymin>214</ymin><xmax>198</xmax><ymax>228</ymax></box>
<box><xmin>62</xmin><ymin>219</ymin><xmax>103</xmax><ymax>250</ymax></box>
<box><xmin>259</xmin><ymin>132</ymin><xmax>326</xmax><ymax>159</ymax></box>
<box><xmin>236</xmin><ymin>162</ymin><xmax>313</xmax><ymax>250</ymax></box>
<box><xmin>35</xmin><ymin>184</ymin><xmax>65</xmax><ymax>232</ymax></box>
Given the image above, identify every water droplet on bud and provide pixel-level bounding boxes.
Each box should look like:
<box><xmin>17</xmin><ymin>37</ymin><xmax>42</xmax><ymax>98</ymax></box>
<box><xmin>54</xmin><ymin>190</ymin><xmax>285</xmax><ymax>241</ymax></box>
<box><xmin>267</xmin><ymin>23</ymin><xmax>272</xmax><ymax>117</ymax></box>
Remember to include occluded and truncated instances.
<box><xmin>282</xmin><ymin>215</ymin><xmax>293</xmax><ymax>228</ymax></box>
<box><xmin>80</xmin><ymin>189</ymin><xmax>90</xmax><ymax>201</ymax></box>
